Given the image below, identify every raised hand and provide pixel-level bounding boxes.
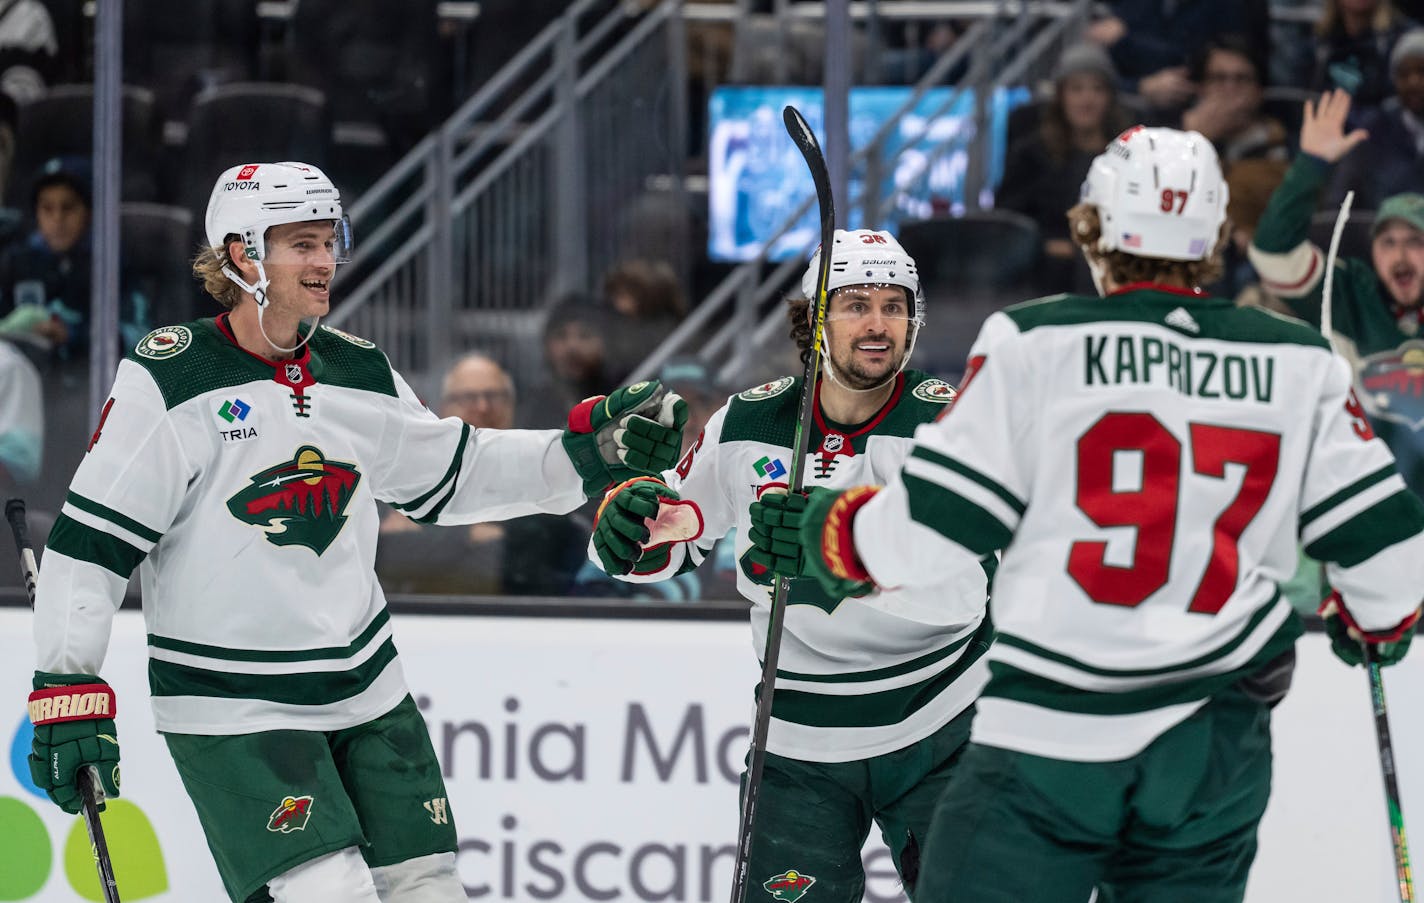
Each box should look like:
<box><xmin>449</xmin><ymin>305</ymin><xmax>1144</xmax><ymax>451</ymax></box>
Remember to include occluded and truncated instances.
<box><xmin>1300</xmin><ymin>88</ymin><xmax>1369</xmax><ymax>164</ymax></box>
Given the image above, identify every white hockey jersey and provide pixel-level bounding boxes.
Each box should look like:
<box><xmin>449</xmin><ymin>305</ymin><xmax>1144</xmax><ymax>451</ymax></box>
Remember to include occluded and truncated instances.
<box><xmin>34</xmin><ymin>316</ymin><xmax>587</xmax><ymax>735</ymax></box>
<box><xmin>593</xmin><ymin>371</ymin><xmax>992</xmax><ymax>763</ymax></box>
<box><xmin>854</xmin><ymin>287</ymin><xmax>1424</xmax><ymax>761</ymax></box>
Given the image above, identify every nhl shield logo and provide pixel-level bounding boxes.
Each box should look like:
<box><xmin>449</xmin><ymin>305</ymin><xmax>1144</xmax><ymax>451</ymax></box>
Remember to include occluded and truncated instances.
<box><xmin>1359</xmin><ymin>340</ymin><xmax>1424</xmax><ymax>431</ymax></box>
<box><xmin>285</xmin><ymin>363</ymin><xmax>304</xmax><ymax>384</ymax></box>
<box><xmin>227</xmin><ymin>446</ymin><xmax>361</xmax><ymax>554</ymax></box>
<box><xmin>267</xmin><ymin>795</ymin><xmax>314</xmax><ymax>833</ymax></box>
<box><xmin>763</xmin><ymin>870</ymin><xmax>816</xmax><ymax>902</ymax></box>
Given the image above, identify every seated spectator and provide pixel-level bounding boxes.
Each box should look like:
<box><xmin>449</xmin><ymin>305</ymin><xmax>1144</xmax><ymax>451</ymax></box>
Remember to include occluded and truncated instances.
<box><xmin>1306</xmin><ymin>0</ymin><xmax>1419</xmax><ymax>108</ymax></box>
<box><xmin>1249</xmin><ymin>88</ymin><xmax>1424</xmax><ymax>494</ymax></box>
<box><xmin>1328</xmin><ymin>28</ymin><xmax>1424</xmax><ymax>207</ymax></box>
<box><xmin>0</xmin><ymin>157</ymin><xmax>150</xmax><ymax>368</ymax></box>
<box><xmin>1087</xmin><ymin>0</ymin><xmax>1266</xmax><ymax>120</ymax></box>
<box><xmin>998</xmin><ymin>43</ymin><xmax>1130</xmax><ymax>295</ymax></box>
<box><xmin>602</xmin><ymin>259</ymin><xmax>688</xmax><ymax>378</ymax></box>
<box><xmin>520</xmin><ymin>294</ymin><xmax>618</xmax><ymax>428</ymax></box>
<box><xmin>376</xmin><ymin>352</ymin><xmax>588</xmax><ymax>596</ymax></box>
<box><xmin>1182</xmin><ymin>35</ymin><xmax>1290</xmax><ymax>165</ymax></box>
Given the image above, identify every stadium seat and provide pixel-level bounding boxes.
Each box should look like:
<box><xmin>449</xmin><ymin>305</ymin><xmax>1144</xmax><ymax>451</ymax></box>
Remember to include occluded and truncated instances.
<box><xmin>1308</xmin><ymin>208</ymin><xmax>1375</xmax><ymax>262</ymax></box>
<box><xmin>10</xmin><ymin>84</ymin><xmax>160</xmax><ymax>206</ymax></box>
<box><xmin>120</xmin><ymin>202</ymin><xmax>204</xmax><ymax>326</ymax></box>
<box><xmin>898</xmin><ymin>209</ymin><xmax>1041</xmax><ymax>292</ymax></box>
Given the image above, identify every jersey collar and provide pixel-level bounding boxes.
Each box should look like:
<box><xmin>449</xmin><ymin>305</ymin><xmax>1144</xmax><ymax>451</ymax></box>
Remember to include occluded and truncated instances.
<box><xmin>215</xmin><ymin>312</ymin><xmax>315</xmax><ymax>369</ymax></box>
<box><xmin>814</xmin><ymin>372</ymin><xmax>905</xmax><ymax>438</ymax></box>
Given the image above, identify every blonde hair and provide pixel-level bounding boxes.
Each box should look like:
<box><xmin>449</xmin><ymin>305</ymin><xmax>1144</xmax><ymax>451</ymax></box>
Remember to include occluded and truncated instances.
<box><xmin>1067</xmin><ymin>202</ymin><xmax>1228</xmax><ymax>288</ymax></box>
<box><xmin>191</xmin><ymin>237</ymin><xmax>246</xmax><ymax>310</ymax></box>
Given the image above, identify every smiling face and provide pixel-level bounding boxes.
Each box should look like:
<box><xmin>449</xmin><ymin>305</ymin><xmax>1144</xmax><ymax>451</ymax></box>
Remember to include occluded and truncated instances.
<box><xmin>1373</xmin><ymin>220</ymin><xmax>1424</xmax><ymax>308</ymax></box>
<box><xmin>819</xmin><ymin>284</ymin><xmax>912</xmax><ymax>389</ymax></box>
<box><xmin>235</xmin><ymin>220</ymin><xmax>339</xmax><ymax>318</ymax></box>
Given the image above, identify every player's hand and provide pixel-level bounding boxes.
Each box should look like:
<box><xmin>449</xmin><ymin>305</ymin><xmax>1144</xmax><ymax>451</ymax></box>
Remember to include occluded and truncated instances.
<box><xmin>740</xmin><ymin>486</ymin><xmax>809</xmax><ymax>586</ymax></box>
<box><xmin>593</xmin><ymin>477</ymin><xmax>694</xmax><ymax>575</ymax></box>
<box><xmin>1320</xmin><ymin>596</ymin><xmax>1419</xmax><ymax>667</ymax></box>
<box><xmin>1300</xmin><ymin>88</ymin><xmax>1368</xmax><ymax>164</ymax></box>
<box><xmin>563</xmin><ymin>379</ymin><xmax>689</xmax><ymax>496</ymax></box>
<box><xmin>28</xmin><ymin>672</ymin><xmax>121</xmax><ymax>814</ymax></box>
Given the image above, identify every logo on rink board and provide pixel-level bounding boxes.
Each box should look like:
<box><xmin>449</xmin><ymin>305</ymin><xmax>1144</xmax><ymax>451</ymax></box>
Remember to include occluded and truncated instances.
<box><xmin>739</xmin><ymin>377</ymin><xmax>794</xmax><ymax>402</ymax></box>
<box><xmin>763</xmin><ymin>869</ymin><xmax>816</xmax><ymax>902</ymax></box>
<box><xmin>135</xmin><ymin>325</ymin><xmax>193</xmax><ymax>360</ymax></box>
<box><xmin>267</xmin><ymin>795</ymin><xmax>314</xmax><ymax>833</ymax></box>
<box><xmin>912</xmin><ymin>379</ymin><xmax>956</xmax><ymax>404</ymax></box>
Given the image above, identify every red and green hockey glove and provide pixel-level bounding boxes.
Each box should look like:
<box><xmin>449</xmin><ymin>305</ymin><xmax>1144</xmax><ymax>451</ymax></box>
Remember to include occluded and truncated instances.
<box><xmin>1319</xmin><ymin>594</ymin><xmax>1420</xmax><ymax>667</ymax></box>
<box><xmin>28</xmin><ymin>672</ymin><xmax>121</xmax><ymax>814</ymax></box>
<box><xmin>563</xmin><ymin>380</ymin><xmax>689</xmax><ymax>496</ymax></box>
<box><xmin>798</xmin><ymin>485</ymin><xmax>879</xmax><ymax>599</ymax></box>
<box><xmin>740</xmin><ymin>486</ymin><xmax>807</xmax><ymax>587</ymax></box>
<box><xmin>593</xmin><ymin>477</ymin><xmax>703</xmax><ymax>576</ymax></box>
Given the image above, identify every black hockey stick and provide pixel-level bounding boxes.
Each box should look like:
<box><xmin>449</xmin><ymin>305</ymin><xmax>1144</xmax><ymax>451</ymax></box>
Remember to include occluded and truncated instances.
<box><xmin>1363</xmin><ymin>644</ymin><xmax>1415</xmax><ymax>902</ymax></box>
<box><xmin>727</xmin><ymin>105</ymin><xmax>836</xmax><ymax>903</ymax></box>
<box><xmin>6</xmin><ymin>498</ymin><xmax>122</xmax><ymax>903</ymax></box>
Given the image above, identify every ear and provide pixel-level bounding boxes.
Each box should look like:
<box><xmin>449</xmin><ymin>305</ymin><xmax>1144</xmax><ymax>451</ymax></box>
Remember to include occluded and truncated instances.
<box><xmin>225</xmin><ymin>239</ymin><xmax>257</xmax><ymax>280</ymax></box>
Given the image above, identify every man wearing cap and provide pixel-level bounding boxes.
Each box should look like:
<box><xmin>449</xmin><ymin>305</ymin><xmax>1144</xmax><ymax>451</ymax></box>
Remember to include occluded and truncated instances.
<box><xmin>1251</xmin><ymin>88</ymin><xmax>1424</xmax><ymax>496</ymax></box>
<box><xmin>1327</xmin><ymin>28</ymin><xmax>1424</xmax><ymax>209</ymax></box>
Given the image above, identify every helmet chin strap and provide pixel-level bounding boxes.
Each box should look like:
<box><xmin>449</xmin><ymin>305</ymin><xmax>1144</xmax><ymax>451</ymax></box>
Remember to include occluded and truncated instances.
<box><xmin>223</xmin><ymin>260</ymin><xmax>320</xmax><ymax>356</ymax></box>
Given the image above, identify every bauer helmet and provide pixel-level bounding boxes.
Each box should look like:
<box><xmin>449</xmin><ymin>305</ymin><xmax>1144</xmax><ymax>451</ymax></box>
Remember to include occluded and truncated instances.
<box><xmin>204</xmin><ymin>161</ymin><xmax>352</xmax><ymax>266</ymax></box>
<box><xmin>1080</xmin><ymin>127</ymin><xmax>1228</xmax><ymax>262</ymax></box>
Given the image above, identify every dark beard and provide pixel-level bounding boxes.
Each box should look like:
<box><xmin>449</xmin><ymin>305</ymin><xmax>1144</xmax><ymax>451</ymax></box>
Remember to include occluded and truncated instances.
<box><xmin>830</xmin><ymin>339</ymin><xmax>903</xmax><ymax>389</ymax></box>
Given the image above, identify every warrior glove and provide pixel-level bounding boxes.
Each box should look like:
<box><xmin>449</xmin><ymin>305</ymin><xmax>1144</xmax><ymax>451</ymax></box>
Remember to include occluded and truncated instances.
<box><xmin>743</xmin><ymin>485</ymin><xmax>876</xmax><ymax>599</ymax></box>
<box><xmin>563</xmin><ymin>380</ymin><xmax>688</xmax><ymax>497</ymax></box>
<box><xmin>28</xmin><ymin>672</ymin><xmax>121</xmax><ymax>814</ymax></box>
<box><xmin>593</xmin><ymin>477</ymin><xmax>702</xmax><ymax>576</ymax></box>
<box><xmin>1319</xmin><ymin>595</ymin><xmax>1420</xmax><ymax>668</ymax></box>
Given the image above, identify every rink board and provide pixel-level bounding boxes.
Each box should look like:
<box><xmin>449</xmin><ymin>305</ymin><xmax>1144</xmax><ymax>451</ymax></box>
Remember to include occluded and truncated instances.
<box><xmin>0</xmin><ymin>607</ymin><xmax>1419</xmax><ymax>902</ymax></box>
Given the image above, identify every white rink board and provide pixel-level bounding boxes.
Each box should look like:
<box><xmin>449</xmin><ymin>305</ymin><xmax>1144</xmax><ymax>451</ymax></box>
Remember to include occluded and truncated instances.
<box><xmin>0</xmin><ymin>608</ymin><xmax>1419</xmax><ymax>902</ymax></box>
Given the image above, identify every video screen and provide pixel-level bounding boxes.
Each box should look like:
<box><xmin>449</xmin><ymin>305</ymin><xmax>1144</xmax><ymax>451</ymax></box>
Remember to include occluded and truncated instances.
<box><xmin>708</xmin><ymin>84</ymin><xmax>1031</xmax><ymax>262</ymax></box>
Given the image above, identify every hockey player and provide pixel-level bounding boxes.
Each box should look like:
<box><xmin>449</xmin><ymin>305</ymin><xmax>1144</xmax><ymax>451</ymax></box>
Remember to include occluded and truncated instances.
<box><xmin>587</xmin><ymin>229</ymin><xmax>992</xmax><ymax>901</ymax></box>
<box><xmin>25</xmin><ymin>161</ymin><xmax>687</xmax><ymax>903</ymax></box>
<box><xmin>757</xmin><ymin>128</ymin><xmax>1424</xmax><ymax>901</ymax></box>
<box><xmin>1249</xmin><ymin>87</ymin><xmax>1424</xmax><ymax>497</ymax></box>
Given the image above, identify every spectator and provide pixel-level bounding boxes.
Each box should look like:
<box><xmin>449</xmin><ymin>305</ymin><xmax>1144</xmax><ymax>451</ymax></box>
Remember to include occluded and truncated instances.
<box><xmin>1182</xmin><ymin>34</ymin><xmax>1291</xmax><ymax>165</ymax></box>
<box><xmin>1250</xmin><ymin>88</ymin><xmax>1424</xmax><ymax>493</ymax></box>
<box><xmin>1327</xmin><ymin>28</ymin><xmax>1424</xmax><ymax>207</ymax></box>
<box><xmin>602</xmin><ymin>258</ymin><xmax>688</xmax><ymax>378</ymax></box>
<box><xmin>1307</xmin><ymin>0</ymin><xmax>1419</xmax><ymax>108</ymax></box>
<box><xmin>521</xmin><ymin>294</ymin><xmax>618</xmax><ymax>427</ymax></box>
<box><xmin>999</xmin><ymin>43</ymin><xmax>1131</xmax><ymax>295</ymax></box>
<box><xmin>1087</xmin><ymin>0</ymin><xmax>1266</xmax><ymax>118</ymax></box>
<box><xmin>0</xmin><ymin>157</ymin><xmax>151</xmax><ymax>366</ymax></box>
<box><xmin>377</xmin><ymin>352</ymin><xmax>588</xmax><ymax>596</ymax></box>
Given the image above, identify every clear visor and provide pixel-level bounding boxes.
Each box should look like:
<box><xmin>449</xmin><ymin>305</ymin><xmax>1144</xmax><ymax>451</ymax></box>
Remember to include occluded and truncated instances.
<box><xmin>823</xmin><ymin>284</ymin><xmax>914</xmax><ymax>322</ymax></box>
<box><xmin>257</xmin><ymin>214</ymin><xmax>354</xmax><ymax>265</ymax></box>
<box><xmin>331</xmin><ymin>214</ymin><xmax>354</xmax><ymax>263</ymax></box>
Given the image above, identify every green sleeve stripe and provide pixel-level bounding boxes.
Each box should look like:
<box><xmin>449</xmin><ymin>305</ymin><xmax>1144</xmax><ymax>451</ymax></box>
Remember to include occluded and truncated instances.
<box><xmin>66</xmin><ymin>492</ymin><xmax>163</xmax><ymax>543</ymax></box>
<box><xmin>148</xmin><ymin>608</ymin><xmax>391</xmax><ymax>663</ymax></box>
<box><xmin>770</xmin><ymin>620</ymin><xmax>992</xmax><ymax>728</ymax></box>
<box><xmin>148</xmin><ymin>637</ymin><xmax>399</xmax><ymax>703</ymax></box>
<box><xmin>996</xmin><ymin>595</ymin><xmax>1279</xmax><ymax>678</ymax></box>
<box><xmin>392</xmin><ymin>423</ymin><xmax>470</xmax><ymax>514</ymax></box>
<box><xmin>1304</xmin><ymin>490</ymin><xmax>1424</xmax><ymax>567</ymax></box>
<box><xmin>1300</xmin><ymin>465</ymin><xmax>1398</xmax><ymax>530</ymax></box>
<box><xmin>904</xmin><ymin>473</ymin><xmax>1014</xmax><ymax>555</ymax></box>
<box><xmin>777</xmin><ymin>621</ymin><xmax>984</xmax><ymax>684</ymax></box>
<box><xmin>46</xmin><ymin>514</ymin><xmax>147</xmax><ymax>578</ymax></box>
<box><xmin>910</xmin><ymin>446</ymin><xmax>1026</xmax><ymax>515</ymax></box>
<box><xmin>985</xmin><ymin>617</ymin><xmax>1301</xmax><ymax>716</ymax></box>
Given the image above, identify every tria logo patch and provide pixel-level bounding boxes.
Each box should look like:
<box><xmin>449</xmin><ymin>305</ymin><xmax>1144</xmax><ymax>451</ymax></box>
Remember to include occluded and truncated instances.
<box><xmin>213</xmin><ymin>397</ymin><xmax>258</xmax><ymax>443</ymax></box>
<box><xmin>227</xmin><ymin>446</ymin><xmax>361</xmax><ymax>554</ymax></box>
<box><xmin>218</xmin><ymin>398</ymin><xmax>250</xmax><ymax>423</ymax></box>
<box><xmin>267</xmin><ymin>795</ymin><xmax>313</xmax><ymax>833</ymax></box>
<box><xmin>763</xmin><ymin>869</ymin><xmax>816</xmax><ymax>902</ymax></box>
<box><xmin>754</xmin><ymin>456</ymin><xmax>787</xmax><ymax>480</ymax></box>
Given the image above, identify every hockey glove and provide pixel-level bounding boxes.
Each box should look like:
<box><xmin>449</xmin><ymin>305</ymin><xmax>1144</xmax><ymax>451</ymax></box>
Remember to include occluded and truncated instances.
<box><xmin>28</xmin><ymin>672</ymin><xmax>121</xmax><ymax>814</ymax></box>
<box><xmin>563</xmin><ymin>380</ymin><xmax>689</xmax><ymax>496</ymax></box>
<box><xmin>740</xmin><ymin>486</ymin><xmax>807</xmax><ymax>587</ymax></box>
<box><xmin>593</xmin><ymin>477</ymin><xmax>703</xmax><ymax>576</ymax></box>
<box><xmin>1319</xmin><ymin>595</ymin><xmax>1420</xmax><ymax>667</ymax></box>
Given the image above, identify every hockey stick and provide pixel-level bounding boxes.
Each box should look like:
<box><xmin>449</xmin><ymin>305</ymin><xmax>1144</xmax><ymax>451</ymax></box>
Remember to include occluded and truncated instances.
<box><xmin>727</xmin><ymin>105</ymin><xmax>836</xmax><ymax>903</ymax></box>
<box><xmin>1321</xmin><ymin>193</ymin><xmax>1416</xmax><ymax>902</ymax></box>
<box><xmin>1363</xmin><ymin>644</ymin><xmax>1416</xmax><ymax>903</ymax></box>
<box><xmin>6</xmin><ymin>498</ymin><xmax>123</xmax><ymax>903</ymax></box>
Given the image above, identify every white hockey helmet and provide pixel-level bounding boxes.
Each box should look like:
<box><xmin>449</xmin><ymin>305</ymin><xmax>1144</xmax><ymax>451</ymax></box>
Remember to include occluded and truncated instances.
<box><xmin>802</xmin><ymin>228</ymin><xmax>925</xmax><ymax>324</ymax></box>
<box><xmin>1080</xmin><ymin>127</ymin><xmax>1228</xmax><ymax>262</ymax></box>
<box><xmin>204</xmin><ymin>161</ymin><xmax>352</xmax><ymax>264</ymax></box>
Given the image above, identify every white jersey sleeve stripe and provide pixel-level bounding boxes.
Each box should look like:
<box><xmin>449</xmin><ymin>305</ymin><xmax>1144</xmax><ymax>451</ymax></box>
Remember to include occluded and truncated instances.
<box><xmin>901</xmin><ymin>468</ymin><xmax>1017</xmax><ymax>554</ymax></box>
<box><xmin>59</xmin><ymin>498</ymin><xmax>159</xmax><ymax>555</ymax></box>
<box><xmin>389</xmin><ymin>422</ymin><xmax>470</xmax><ymax>520</ymax></box>
<box><xmin>1300</xmin><ymin>473</ymin><xmax>1408</xmax><ymax>547</ymax></box>
<box><xmin>1299</xmin><ymin>463</ymin><xmax>1399</xmax><ymax>532</ymax></box>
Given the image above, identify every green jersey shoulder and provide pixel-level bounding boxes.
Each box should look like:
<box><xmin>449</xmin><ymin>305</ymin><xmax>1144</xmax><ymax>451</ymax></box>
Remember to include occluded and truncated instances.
<box><xmin>719</xmin><ymin>369</ymin><xmax>952</xmax><ymax>447</ymax></box>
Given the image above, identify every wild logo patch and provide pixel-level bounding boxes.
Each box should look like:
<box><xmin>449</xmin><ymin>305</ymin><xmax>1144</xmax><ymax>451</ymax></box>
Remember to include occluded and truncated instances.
<box><xmin>763</xmin><ymin>869</ymin><xmax>816</xmax><ymax>902</ymax></box>
<box><xmin>227</xmin><ymin>446</ymin><xmax>361</xmax><ymax>554</ymax></box>
<box><xmin>739</xmin><ymin>376</ymin><xmax>795</xmax><ymax>401</ymax></box>
<box><xmin>1359</xmin><ymin>340</ymin><xmax>1424</xmax><ymax>431</ymax></box>
<box><xmin>321</xmin><ymin>325</ymin><xmax>375</xmax><ymax>348</ymax></box>
<box><xmin>134</xmin><ymin>326</ymin><xmax>192</xmax><ymax>360</ymax></box>
<box><xmin>912</xmin><ymin>378</ymin><xmax>956</xmax><ymax>404</ymax></box>
<box><xmin>267</xmin><ymin>795</ymin><xmax>313</xmax><ymax>833</ymax></box>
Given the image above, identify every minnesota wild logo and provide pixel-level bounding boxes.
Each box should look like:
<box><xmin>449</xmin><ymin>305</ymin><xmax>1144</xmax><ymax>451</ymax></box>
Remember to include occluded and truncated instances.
<box><xmin>227</xmin><ymin>446</ymin><xmax>361</xmax><ymax>554</ymax></box>
<box><xmin>763</xmin><ymin>869</ymin><xmax>816</xmax><ymax>901</ymax></box>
